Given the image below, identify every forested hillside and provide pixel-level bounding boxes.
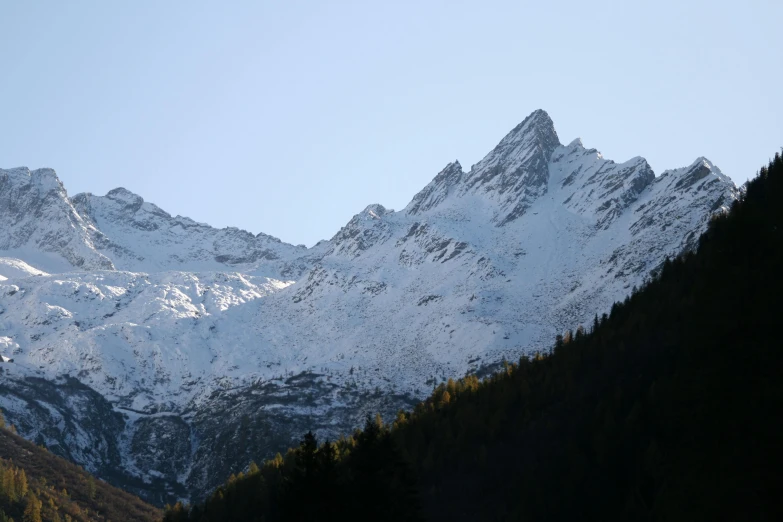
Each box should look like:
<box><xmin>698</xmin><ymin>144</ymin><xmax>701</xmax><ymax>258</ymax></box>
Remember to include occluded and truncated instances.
<box><xmin>0</xmin><ymin>414</ymin><xmax>160</xmax><ymax>522</ymax></box>
<box><xmin>167</xmin><ymin>151</ymin><xmax>783</xmax><ymax>521</ymax></box>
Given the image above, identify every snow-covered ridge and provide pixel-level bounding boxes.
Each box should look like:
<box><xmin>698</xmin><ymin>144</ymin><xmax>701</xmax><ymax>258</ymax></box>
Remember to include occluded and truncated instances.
<box><xmin>0</xmin><ymin>167</ymin><xmax>114</xmax><ymax>272</ymax></box>
<box><xmin>0</xmin><ymin>109</ymin><xmax>739</xmax><ymax>501</ymax></box>
<box><xmin>69</xmin><ymin>186</ymin><xmax>307</xmax><ymax>278</ymax></box>
<box><xmin>0</xmin><ymin>257</ymin><xmax>49</xmax><ymax>280</ymax></box>
<box><xmin>406</xmin><ymin>109</ymin><xmax>561</xmax><ymax>225</ymax></box>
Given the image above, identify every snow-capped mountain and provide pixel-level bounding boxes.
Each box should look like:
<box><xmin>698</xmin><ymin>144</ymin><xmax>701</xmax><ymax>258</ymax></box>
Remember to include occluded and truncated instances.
<box><xmin>0</xmin><ymin>110</ymin><xmax>738</xmax><ymax>503</ymax></box>
<box><xmin>70</xmin><ymin>188</ymin><xmax>309</xmax><ymax>277</ymax></box>
<box><xmin>0</xmin><ymin>167</ymin><xmax>114</xmax><ymax>271</ymax></box>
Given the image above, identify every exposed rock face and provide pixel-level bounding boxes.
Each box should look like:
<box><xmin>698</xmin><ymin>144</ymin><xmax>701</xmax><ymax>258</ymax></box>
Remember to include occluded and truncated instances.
<box><xmin>407</xmin><ymin>110</ymin><xmax>562</xmax><ymax>225</ymax></box>
<box><xmin>0</xmin><ymin>110</ymin><xmax>738</xmax><ymax>504</ymax></box>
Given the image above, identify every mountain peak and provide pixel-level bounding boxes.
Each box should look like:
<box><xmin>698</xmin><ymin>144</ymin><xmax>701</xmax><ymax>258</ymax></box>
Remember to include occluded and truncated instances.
<box><xmin>406</xmin><ymin>110</ymin><xmax>562</xmax><ymax>222</ymax></box>
<box><xmin>106</xmin><ymin>186</ymin><xmax>142</xmax><ymax>200</ymax></box>
<box><xmin>497</xmin><ymin>109</ymin><xmax>558</xmax><ymax>148</ymax></box>
<box><xmin>105</xmin><ymin>187</ymin><xmax>145</xmax><ymax>211</ymax></box>
<box><xmin>661</xmin><ymin>156</ymin><xmax>734</xmax><ymax>192</ymax></box>
<box><xmin>523</xmin><ymin>108</ymin><xmax>552</xmax><ymax>124</ymax></box>
<box><xmin>459</xmin><ymin>110</ymin><xmax>561</xmax><ymax>224</ymax></box>
<box><xmin>690</xmin><ymin>156</ymin><xmax>720</xmax><ymax>171</ymax></box>
<box><xmin>0</xmin><ymin>167</ymin><xmax>115</xmax><ymax>272</ymax></box>
<box><xmin>469</xmin><ymin>109</ymin><xmax>560</xmax><ymax>178</ymax></box>
<box><xmin>405</xmin><ymin>161</ymin><xmax>465</xmax><ymax>215</ymax></box>
<box><xmin>0</xmin><ymin>167</ymin><xmax>64</xmax><ymax>194</ymax></box>
<box><xmin>363</xmin><ymin>203</ymin><xmax>389</xmax><ymax>218</ymax></box>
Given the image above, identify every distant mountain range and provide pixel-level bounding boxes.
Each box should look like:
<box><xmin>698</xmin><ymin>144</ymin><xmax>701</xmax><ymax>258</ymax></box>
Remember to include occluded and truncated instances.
<box><xmin>0</xmin><ymin>110</ymin><xmax>738</xmax><ymax>503</ymax></box>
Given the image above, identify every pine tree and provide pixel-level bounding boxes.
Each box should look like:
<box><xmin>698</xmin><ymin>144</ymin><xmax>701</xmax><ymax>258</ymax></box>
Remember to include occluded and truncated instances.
<box><xmin>17</xmin><ymin>470</ymin><xmax>27</xmax><ymax>499</ymax></box>
<box><xmin>555</xmin><ymin>334</ymin><xmax>564</xmax><ymax>352</ymax></box>
<box><xmin>22</xmin><ymin>492</ymin><xmax>42</xmax><ymax>522</ymax></box>
<box><xmin>0</xmin><ymin>467</ymin><xmax>14</xmax><ymax>500</ymax></box>
<box><xmin>86</xmin><ymin>476</ymin><xmax>96</xmax><ymax>500</ymax></box>
<box><xmin>439</xmin><ymin>390</ymin><xmax>451</xmax><ymax>408</ymax></box>
<box><xmin>162</xmin><ymin>501</ymin><xmax>189</xmax><ymax>522</ymax></box>
<box><xmin>575</xmin><ymin>325</ymin><xmax>585</xmax><ymax>339</ymax></box>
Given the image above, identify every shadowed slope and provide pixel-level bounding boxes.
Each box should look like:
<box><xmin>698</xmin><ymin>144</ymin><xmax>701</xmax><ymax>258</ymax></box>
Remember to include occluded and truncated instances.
<box><xmin>0</xmin><ymin>420</ymin><xmax>160</xmax><ymax>522</ymax></box>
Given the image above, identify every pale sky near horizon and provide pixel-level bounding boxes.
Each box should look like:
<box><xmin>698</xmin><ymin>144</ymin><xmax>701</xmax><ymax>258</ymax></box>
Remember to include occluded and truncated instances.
<box><xmin>1</xmin><ymin>1</ymin><xmax>781</xmax><ymax>246</ymax></box>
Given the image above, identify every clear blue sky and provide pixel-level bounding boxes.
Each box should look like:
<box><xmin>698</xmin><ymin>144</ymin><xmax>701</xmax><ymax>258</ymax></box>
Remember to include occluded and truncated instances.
<box><xmin>1</xmin><ymin>1</ymin><xmax>780</xmax><ymax>246</ymax></box>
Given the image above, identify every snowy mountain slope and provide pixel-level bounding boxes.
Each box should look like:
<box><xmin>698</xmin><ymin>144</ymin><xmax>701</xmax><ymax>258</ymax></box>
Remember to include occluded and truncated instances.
<box><xmin>0</xmin><ymin>257</ymin><xmax>49</xmax><ymax>280</ymax></box>
<box><xmin>0</xmin><ymin>271</ymin><xmax>294</xmax><ymax>408</ymax></box>
<box><xmin>0</xmin><ymin>167</ymin><xmax>114</xmax><ymax>272</ymax></box>
<box><xmin>70</xmin><ymin>189</ymin><xmax>309</xmax><ymax>278</ymax></box>
<box><xmin>0</xmin><ymin>110</ymin><xmax>739</xmax><ymax>503</ymax></box>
